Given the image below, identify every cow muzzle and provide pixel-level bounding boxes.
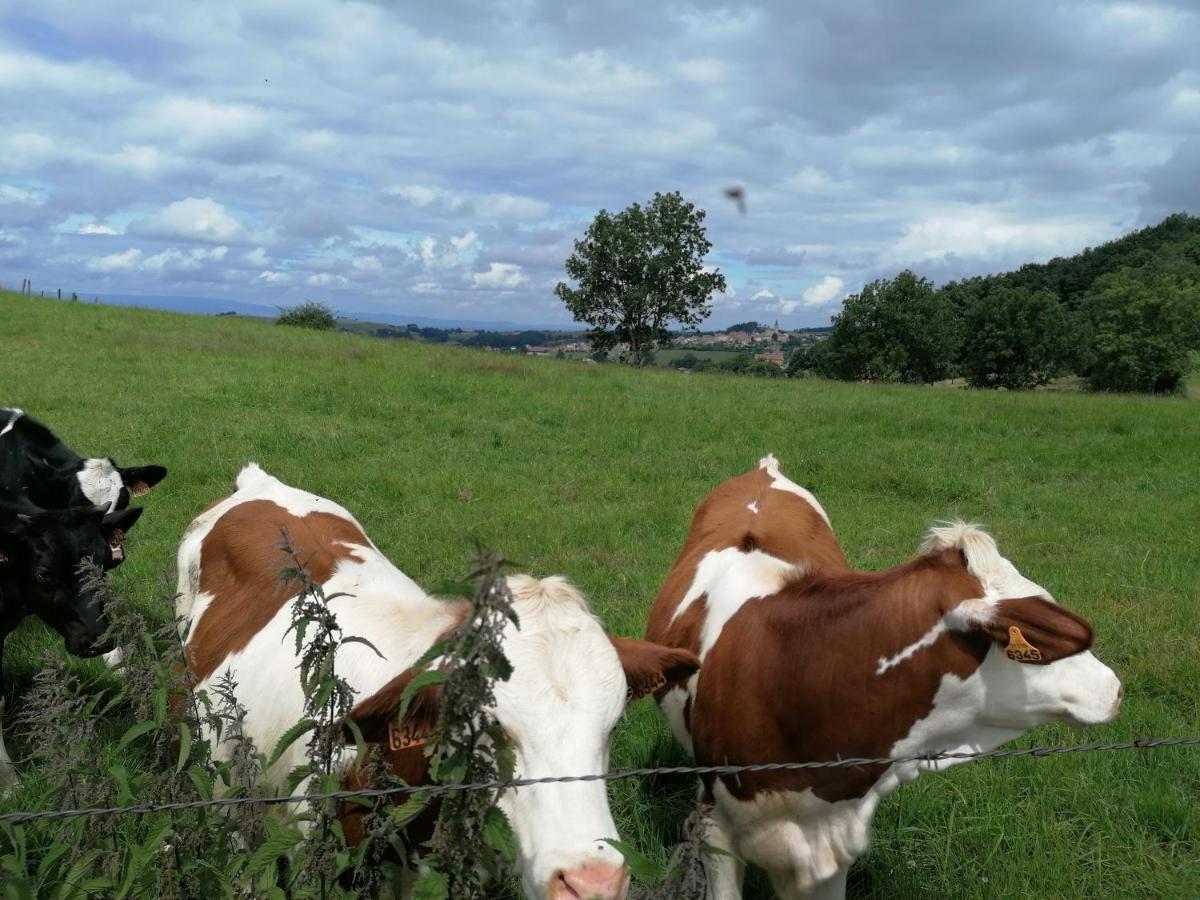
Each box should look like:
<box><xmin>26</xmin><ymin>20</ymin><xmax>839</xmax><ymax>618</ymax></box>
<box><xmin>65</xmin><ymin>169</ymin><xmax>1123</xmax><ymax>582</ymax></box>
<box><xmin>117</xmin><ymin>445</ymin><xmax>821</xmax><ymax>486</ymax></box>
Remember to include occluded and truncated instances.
<box><xmin>547</xmin><ymin>861</ymin><xmax>630</xmax><ymax>900</ymax></box>
<box><xmin>64</xmin><ymin>626</ymin><xmax>116</xmax><ymax>658</ymax></box>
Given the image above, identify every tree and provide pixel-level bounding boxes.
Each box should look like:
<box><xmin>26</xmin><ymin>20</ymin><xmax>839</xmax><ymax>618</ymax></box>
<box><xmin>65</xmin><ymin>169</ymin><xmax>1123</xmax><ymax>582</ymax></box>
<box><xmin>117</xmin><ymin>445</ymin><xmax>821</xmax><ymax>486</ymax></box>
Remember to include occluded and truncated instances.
<box><xmin>816</xmin><ymin>271</ymin><xmax>960</xmax><ymax>382</ymax></box>
<box><xmin>277</xmin><ymin>301</ymin><xmax>336</xmax><ymax>330</ymax></box>
<box><xmin>960</xmin><ymin>286</ymin><xmax>1076</xmax><ymax>389</ymax></box>
<box><xmin>1078</xmin><ymin>267</ymin><xmax>1200</xmax><ymax>393</ymax></box>
<box><xmin>555</xmin><ymin>191</ymin><xmax>726</xmax><ymax>365</ymax></box>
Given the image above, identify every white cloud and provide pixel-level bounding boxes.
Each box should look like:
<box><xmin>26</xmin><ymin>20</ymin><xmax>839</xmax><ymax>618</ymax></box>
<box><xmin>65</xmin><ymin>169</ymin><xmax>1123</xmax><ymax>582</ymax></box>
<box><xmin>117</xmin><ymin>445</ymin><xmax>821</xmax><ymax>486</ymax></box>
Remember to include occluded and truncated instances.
<box><xmin>0</xmin><ymin>185</ymin><xmax>42</xmax><ymax>205</ymax></box>
<box><xmin>470</xmin><ymin>262</ymin><xmax>528</xmax><ymax>290</ymax></box>
<box><xmin>802</xmin><ymin>276</ymin><xmax>846</xmax><ymax>307</ymax></box>
<box><xmin>142</xmin><ymin>246</ymin><xmax>228</xmax><ymax>272</ymax></box>
<box><xmin>132</xmin><ymin>197</ymin><xmax>244</xmax><ymax>243</ymax></box>
<box><xmin>886</xmin><ymin>209</ymin><xmax>1110</xmax><ymax>266</ymax></box>
<box><xmin>305</xmin><ymin>273</ymin><xmax>349</xmax><ymax>287</ymax></box>
<box><xmin>257</xmin><ymin>270</ymin><xmax>290</xmax><ymax>283</ymax></box>
<box><xmin>244</xmin><ymin>247</ymin><xmax>269</xmax><ymax>266</ymax></box>
<box><xmin>752</xmin><ymin>289</ymin><xmax>776</xmax><ymax>301</ymax></box>
<box><xmin>79</xmin><ymin>223</ymin><xmax>120</xmax><ymax>235</ymax></box>
<box><xmin>388</xmin><ymin>185</ymin><xmax>550</xmax><ymax>220</ymax></box>
<box><xmin>352</xmin><ymin>255</ymin><xmax>384</xmax><ymax>275</ymax></box>
<box><xmin>88</xmin><ymin>248</ymin><xmax>143</xmax><ymax>272</ymax></box>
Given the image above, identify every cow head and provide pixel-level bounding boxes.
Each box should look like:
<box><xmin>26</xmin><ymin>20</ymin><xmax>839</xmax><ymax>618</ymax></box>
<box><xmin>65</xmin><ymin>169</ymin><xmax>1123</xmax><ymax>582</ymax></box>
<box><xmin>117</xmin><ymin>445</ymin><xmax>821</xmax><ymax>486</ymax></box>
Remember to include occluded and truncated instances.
<box><xmin>20</xmin><ymin>454</ymin><xmax>167</xmax><ymax>513</ymax></box>
<box><xmin>349</xmin><ymin>575</ymin><xmax>700</xmax><ymax>900</ymax></box>
<box><xmin>914</xmin><ymin>523</ymin><xmax>1122</xmax><ymax>740</ymax></box>
<box><xmin>0</xmin><ymin>502</ymin><xmax>143</xmax><ymax>656</ymax></box>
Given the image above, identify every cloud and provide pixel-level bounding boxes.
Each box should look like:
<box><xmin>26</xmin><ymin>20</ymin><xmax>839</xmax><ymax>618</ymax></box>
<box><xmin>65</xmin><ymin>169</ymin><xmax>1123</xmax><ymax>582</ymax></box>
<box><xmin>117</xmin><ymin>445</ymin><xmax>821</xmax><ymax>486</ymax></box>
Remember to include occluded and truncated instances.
<box><xmin>0</xmin><ymin>184</ymin><xmax>43</xmax><ymax>205</ymax></box>
<box><xmin>129</xmin><ymin>197</ymin><xmax>244</xmax><ymax>243</ymax></box>
<box><xmin>470</xmin><ymin>262</ymin><xmax>528</xmax><ymax>290</ymax></box>
<box><xmin>79</xmin><ymin>223</ymin><xmax>119</xmax><ymax>235</ymax></box>
<box><xmin>802</xmin><ymin>276</ymin><xmax>845</xmax><ymax>307</ymax></box>
<box><xmin>305</xmin><ymin>272</ymin><xmax>349</xmax><ymax>287</ymax></box>
<box><xmin>88</xmin><ymin>248</ymin><xmax>143</xmax><ymax>272</ymax></box>
<box><xmin>257</xmin><ymin>270</ymin><xmax>290</xmax><ymax>283</ymax></box>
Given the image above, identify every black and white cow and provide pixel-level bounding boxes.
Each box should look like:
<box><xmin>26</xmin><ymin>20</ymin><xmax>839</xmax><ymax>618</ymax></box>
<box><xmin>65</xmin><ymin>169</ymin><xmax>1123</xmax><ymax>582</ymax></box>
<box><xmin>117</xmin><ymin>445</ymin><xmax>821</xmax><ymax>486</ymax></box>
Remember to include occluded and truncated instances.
<box><xmin>0</xmin><ymin>408</ymin><xmax>165</xmax><ymax>787</ymax></box>
<box><xmin>0</xmin><ymin>408</ymin><xmax>167</xmax><ymax>513</ymax></box>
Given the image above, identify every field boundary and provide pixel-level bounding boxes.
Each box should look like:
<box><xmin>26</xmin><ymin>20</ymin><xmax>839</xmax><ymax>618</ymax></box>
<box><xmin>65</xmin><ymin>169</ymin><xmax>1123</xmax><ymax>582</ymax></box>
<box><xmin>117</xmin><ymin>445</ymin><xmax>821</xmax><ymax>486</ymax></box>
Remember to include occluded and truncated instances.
<box><xmin>3</xmin><ymin>736</ymin><xmax>1195</xmax><ymax>826</ymax></box>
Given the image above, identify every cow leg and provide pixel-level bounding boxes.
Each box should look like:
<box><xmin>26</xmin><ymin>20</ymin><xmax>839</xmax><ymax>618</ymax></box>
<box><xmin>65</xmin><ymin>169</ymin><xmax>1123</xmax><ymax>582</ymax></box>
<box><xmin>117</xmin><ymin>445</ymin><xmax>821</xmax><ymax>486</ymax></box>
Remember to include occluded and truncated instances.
<box><xmin>0</xmin><ymin>638</ymin><xmax>16</xmax><ymax>791</ymax></box>
<box><xmin>0</xmin><ymin>706</ymin><xmax>15</xmax><ymax>791</ymax></box>
<box><xmin>806</xmin><ymin>867</ymin><xmax>849</xmax><ymax>900</ymax></box>
<box><xmin>701</xmin><ymin>807</ymin><xmax>744</xmax><ymax>900</ymax></box>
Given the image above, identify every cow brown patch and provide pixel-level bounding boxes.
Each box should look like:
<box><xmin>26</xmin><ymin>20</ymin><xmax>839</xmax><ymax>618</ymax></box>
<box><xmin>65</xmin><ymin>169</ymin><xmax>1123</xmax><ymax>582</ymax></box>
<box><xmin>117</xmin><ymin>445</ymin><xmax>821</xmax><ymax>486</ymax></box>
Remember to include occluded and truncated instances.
<box><xmin>690</xmin><ymin>549</ymin><xmax>989</xmax><ymax>803</ymax></box>
<box><xmin>185</xmin><ymin>499</ymin><xmax>372</xmax><ymax>683</ymax></box>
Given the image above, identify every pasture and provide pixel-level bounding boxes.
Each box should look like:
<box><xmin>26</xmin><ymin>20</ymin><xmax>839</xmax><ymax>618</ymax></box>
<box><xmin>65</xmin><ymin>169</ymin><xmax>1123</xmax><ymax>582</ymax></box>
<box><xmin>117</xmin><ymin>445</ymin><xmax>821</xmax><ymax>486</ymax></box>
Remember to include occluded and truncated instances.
<box><xmin>1</xmin><ymin>290</ymin><xmax>1197</xmax><ymax>898</ymax></box>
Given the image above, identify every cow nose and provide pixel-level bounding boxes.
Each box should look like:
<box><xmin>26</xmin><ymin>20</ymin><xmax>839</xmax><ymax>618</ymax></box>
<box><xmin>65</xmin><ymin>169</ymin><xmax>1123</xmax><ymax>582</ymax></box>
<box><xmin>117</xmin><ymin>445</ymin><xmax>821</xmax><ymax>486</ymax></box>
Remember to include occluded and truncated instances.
<box><xmin>548</xmin><ymin>861</ymin><xmax>630</xmax><ymax>900</ymax></box>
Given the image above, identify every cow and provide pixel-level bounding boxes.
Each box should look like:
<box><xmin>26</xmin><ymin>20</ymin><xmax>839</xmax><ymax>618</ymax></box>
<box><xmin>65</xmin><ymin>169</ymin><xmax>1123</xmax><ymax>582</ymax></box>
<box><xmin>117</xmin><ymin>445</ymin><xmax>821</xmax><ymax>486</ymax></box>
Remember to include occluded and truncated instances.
<box><xmin>0</xmin><ymin>491</ymin><xmax>144</xmax><ymax>786</ymax></box>
<box><xmin>0</xmin><ymin>408</ymin><xmax>165</xmax><ymax>786</ymax></box>
<box><xmin>177</xmin><ymin>463</ymin><xmax>700</xmax><ymax>900</ymax></box>
<box><xmin>0</xmin><ymin>408</ymin><xmax>167</xmax><ymax>513</ymax></box>
<box><xmin>645</xmin><ymin>455</ymin><xmax>1123</xmax><ymax>899</ymax></box>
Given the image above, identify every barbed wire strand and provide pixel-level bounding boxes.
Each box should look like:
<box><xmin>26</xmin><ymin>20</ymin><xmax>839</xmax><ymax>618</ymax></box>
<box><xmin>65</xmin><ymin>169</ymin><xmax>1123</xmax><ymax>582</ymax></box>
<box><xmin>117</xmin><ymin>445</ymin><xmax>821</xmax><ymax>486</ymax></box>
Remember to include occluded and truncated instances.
<box><xmin>1</xmin><ymin>736</ymin><xmax>1195</xmax><ymax>826</ymax></box>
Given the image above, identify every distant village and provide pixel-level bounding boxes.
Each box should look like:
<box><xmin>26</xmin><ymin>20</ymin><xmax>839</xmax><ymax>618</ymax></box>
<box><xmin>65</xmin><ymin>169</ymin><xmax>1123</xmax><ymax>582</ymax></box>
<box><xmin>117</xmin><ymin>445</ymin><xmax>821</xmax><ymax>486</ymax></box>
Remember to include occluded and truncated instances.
<box><xmin>359</xmin><ymin>319</ymin><xmax>832</xmax><ymax>370</ymax></box>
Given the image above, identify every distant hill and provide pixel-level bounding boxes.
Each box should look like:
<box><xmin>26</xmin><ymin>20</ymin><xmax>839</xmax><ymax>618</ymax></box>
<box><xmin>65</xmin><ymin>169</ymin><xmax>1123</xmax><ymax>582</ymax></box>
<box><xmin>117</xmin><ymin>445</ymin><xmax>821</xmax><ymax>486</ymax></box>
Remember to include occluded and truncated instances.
<box><xmin>957</xmin><ymin>212</ymin><xmax>1200</xmax><ymax>307</ymax></box>
<box><xmin>93</xmin><ymin>292</ymin><xmax>582</xmax><ymax>332</ymax></box>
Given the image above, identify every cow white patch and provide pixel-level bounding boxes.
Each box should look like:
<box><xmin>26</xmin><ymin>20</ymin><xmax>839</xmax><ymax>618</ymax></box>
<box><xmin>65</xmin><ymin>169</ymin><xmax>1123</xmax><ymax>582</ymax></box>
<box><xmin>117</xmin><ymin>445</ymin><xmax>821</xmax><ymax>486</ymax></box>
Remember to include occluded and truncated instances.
<box><xmin>710</xmin><ymin>779</ymin><xmax>875</xmax><ymax>898</ymax></box>
<box><xmin>875</xmin><ymin>620</ymin><xmax>948</xmax><ymax>675</ymax></box>
<box><xmin>747</xmin><ymin>501</ymin><xmax>759</xmax><ymax>514</ymax></box>
<box><xmin>758</xmin><ymin>454</ymin><xmax>832</xmax><ymax>526</ymax></box>
<box><xmin>0</xmin><ymin>408</ymin><xmax>22</xmax><ymax>437</ymax></box>
<box><xmin>77</xmin><ymin>458</ymin><xmax>124</xmax><ymax>511</ymax></box>
<box><xmin>671</xmin><ymin>546</ymin><xmax>803</xmax><ymax>659</ymax></box>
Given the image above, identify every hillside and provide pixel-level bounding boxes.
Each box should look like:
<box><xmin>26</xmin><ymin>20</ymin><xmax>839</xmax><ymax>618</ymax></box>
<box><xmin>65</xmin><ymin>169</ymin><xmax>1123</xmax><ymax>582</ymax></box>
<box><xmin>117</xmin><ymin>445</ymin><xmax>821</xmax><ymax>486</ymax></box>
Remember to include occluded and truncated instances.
<box><xmin>1</xmin><ymin>291</ymin><xmax>1197</xmax><ymax>897</ymax></box>
<box><xmin>958</xmin><ymin>212</ymin><xmax>1200</xmax><ymax>308</ymax></box>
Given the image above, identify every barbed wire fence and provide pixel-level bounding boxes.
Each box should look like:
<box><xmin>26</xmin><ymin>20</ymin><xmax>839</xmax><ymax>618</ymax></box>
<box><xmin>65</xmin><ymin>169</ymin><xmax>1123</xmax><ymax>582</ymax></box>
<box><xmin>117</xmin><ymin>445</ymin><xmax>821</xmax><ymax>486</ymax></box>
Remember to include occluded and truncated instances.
<box><xmin>1</xmin><ymin>737</ymin><xmax>1196</xmax><ymax>826</ymax></box>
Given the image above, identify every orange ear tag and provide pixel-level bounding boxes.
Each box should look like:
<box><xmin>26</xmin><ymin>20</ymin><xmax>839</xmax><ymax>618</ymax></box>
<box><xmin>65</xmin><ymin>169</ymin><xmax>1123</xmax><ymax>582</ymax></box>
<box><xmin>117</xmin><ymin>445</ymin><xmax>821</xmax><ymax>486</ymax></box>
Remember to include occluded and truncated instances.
<box><xmin>1004</xmin><ymin>626</ymin><xmax>1043</xmax><ymax>662</ymax></box>
<box><xmin>632</xmin><ymin>673</ymin><xmax>668</xmax><ymax>702</ymax></box>
<box><xmin>388</xmin><ymin>720</ymin><xmax>428</xmax><ymax>752</ymax></box>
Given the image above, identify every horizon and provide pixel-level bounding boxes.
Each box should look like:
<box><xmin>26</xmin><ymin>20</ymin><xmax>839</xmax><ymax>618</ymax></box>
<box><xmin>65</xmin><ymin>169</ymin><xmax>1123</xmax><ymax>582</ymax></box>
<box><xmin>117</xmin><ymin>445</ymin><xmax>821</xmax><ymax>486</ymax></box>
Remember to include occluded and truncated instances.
<box><xmin>3</xmin><ymin>2</ymin><xmax>1198</xmax><ymax>329</ymax></box>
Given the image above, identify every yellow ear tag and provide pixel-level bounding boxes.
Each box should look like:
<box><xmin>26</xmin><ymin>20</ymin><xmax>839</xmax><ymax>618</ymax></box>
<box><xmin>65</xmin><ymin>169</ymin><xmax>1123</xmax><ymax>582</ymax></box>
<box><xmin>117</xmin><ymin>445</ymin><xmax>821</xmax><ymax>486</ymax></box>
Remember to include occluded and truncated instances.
<box><xmin>388</xmin><ymin>720</ymin><xmax>428</xmax><ymax>752</ymax></box>
<box><xmin>1005</xmin><ymin>626</ymin><xmax>1043</xmax><ymax>662</ymax></box>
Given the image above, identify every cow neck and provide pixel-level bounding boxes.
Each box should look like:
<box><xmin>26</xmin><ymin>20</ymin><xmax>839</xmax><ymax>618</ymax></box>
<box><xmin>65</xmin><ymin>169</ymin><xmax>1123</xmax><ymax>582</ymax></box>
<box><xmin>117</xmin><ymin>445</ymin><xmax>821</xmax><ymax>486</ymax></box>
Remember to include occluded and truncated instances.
<box><xmin>692</xmin><ymin>548</ymin><xmax>989</xmax><ymax>803</ymax></box>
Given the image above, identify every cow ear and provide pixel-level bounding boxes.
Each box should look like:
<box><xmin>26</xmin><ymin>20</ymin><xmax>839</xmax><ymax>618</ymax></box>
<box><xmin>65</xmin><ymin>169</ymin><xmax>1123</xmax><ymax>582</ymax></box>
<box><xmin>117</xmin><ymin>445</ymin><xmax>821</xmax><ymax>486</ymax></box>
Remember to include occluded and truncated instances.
<box><xmin>344</xmin><ymin>667</ymin><xmax>442</xmax><ymax>751</ymax></box>
<box><xmin>609</xmin><ymin>636</ymin><xmax>701</xmax><ymax>702</ymax></box>
<box><xmin>983</xmin><ymin>596</ymin><xmax>1094</xmax><ymax>665</ymax></box>
<box><xmin>117</xmin><ymin>465</ymin><xmax>168</xmax><ymax>496</ymax></box>
<box><xmin>100</xmin><ymin>506</ymin><xmax>144</xmax><ymax>541</ymax></box>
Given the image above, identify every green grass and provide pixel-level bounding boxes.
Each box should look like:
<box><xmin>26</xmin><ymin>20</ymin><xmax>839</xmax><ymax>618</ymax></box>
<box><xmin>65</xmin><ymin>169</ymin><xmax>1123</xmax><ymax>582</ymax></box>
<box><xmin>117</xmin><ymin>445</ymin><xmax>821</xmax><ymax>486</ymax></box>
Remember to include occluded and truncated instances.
<box><xmin>2</xmin><ymin>291</ymin><xmax>1198</xmax><ymax>898</ymax></box>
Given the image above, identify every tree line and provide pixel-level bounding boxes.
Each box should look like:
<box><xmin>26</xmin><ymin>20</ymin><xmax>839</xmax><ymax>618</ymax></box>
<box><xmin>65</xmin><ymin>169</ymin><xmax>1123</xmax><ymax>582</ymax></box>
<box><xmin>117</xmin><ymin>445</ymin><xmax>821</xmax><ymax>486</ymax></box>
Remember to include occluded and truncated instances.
<box><xmin>557</xmin><ymin>194</ymin><xmax>1199</xmax><ymax>394</ymax></box>
<box><xmin>791</xmin><ymin>216</ymin><xmax>1200</xmax><ymax>393</ymax></box>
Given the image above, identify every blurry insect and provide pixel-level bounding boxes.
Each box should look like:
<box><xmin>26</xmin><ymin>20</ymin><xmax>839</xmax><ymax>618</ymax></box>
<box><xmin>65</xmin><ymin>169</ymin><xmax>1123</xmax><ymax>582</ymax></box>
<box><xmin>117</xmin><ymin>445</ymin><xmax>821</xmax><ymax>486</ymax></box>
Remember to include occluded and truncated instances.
<box><xmin>724</xmin><ymin>185</ymin><xmax>746</xmax><ymax>214</ymax></box>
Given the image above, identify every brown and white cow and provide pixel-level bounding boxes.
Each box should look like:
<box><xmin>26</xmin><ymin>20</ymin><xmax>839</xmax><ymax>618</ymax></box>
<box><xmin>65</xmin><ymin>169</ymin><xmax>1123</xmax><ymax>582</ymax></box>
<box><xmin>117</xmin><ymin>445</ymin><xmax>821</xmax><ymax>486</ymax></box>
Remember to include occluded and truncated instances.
<box><xmin>178</xmin><ymin>463</ymin><xmax>699</xmax><ymax>900</ymax></box>
<box><xmin>646</xmin><ymin>455</ymin><xmax>1122</xmax><ymax>899</ymax></box>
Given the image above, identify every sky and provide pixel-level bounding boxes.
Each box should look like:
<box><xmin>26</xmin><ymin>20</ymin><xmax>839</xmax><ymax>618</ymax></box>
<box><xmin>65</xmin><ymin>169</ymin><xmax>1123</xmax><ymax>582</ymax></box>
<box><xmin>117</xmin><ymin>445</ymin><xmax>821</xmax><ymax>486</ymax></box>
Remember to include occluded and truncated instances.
<box><xmin>2</xmin><ymin>1</ymin><xmax>1198</xmax><ymax>328</ymax></box>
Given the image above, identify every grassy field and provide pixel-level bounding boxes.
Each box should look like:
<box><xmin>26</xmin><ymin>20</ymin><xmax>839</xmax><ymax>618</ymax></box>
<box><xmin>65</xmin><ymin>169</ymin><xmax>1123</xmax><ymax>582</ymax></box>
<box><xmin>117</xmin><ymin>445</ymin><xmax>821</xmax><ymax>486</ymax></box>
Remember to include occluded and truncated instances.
<box><xmin>1</xmin><ymin>290</ymin><xmax>1197</xmax><ymax>898</ymax></box>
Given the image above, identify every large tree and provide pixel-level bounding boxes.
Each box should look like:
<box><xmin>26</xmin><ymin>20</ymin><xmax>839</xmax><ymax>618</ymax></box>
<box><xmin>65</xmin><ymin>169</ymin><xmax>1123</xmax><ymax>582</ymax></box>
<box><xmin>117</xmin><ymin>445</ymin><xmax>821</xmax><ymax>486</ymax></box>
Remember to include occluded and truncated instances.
<box><xmin>960</xmin><ymin>285</ymin><xmax>1076</xmax><ymax>389</ymax></box>
<box><xmin>1079</xmin><ymin>266</ymin><xmax>1200</xmax><ymax>393</ymax></box>
<box><xmin>555</xmin><ymin>191</ymin><xmax>726</xmax><ymax>365</ymax></box>
<box><xmin>814</xmin><ymin>271</ymin><xmax>961</xmax><ymax>383</ymax></box>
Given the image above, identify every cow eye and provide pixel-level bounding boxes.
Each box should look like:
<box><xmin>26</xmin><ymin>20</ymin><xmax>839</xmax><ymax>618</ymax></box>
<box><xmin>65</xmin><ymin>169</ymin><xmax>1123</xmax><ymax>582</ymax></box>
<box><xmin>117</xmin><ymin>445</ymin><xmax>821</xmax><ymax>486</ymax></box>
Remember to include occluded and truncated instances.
<box><xmin>35</xmin><ymin>568</ymin><xmax>52</xmax><ymax>584</ymax></box>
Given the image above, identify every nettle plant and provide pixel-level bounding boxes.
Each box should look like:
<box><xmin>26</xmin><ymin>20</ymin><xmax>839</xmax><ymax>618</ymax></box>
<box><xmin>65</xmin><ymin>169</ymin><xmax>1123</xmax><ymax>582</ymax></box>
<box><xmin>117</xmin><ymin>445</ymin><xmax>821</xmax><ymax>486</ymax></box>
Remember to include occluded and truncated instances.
<box><xmin>0</xmin><ymin>551</ymin><xmax>525</xmax><ymax>899</ymax></box>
